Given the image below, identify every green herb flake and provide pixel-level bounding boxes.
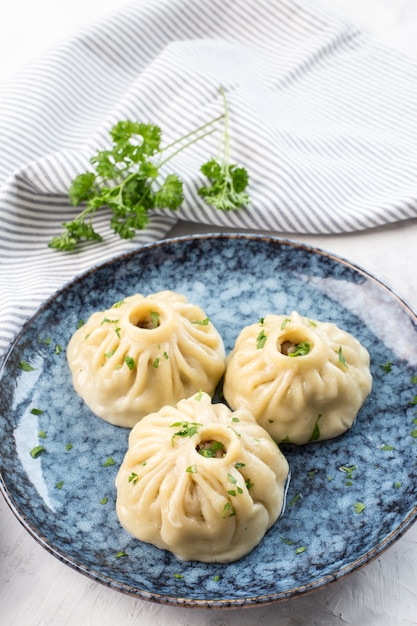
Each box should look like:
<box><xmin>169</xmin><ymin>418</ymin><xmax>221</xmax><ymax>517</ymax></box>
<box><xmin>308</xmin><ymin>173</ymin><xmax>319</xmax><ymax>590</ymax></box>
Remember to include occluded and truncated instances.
<box><xmin>19</xmin><ymin>360</ymin><xmax>36</xmax><ymax>372</ymax></box>
<box><xmin>381</xmin><ymin>444</ymin><xmax>395</xmax><ymax>451</ymax></box>
<box><xmin>100</xmin><ymin>497</ymin><xmax>108</xmax><ymax>505</ymax></box>
<box><xmin>56</xmin><ymin>481</ymin><xmax>64</xmax><ymax>490</ymax></box>
<box><xmin>125</xmin><ymin>355</ymin><xmax>135</xmax><ymax>370</ymax></box>
<box><xmin>186</xmin><ymin>464</ymin><xmax>197</xmax><ymax>473</ymax></box>
<box><xmin>42</xmin><ymin>336</ymin><xmax>52</xmax><ymax>345</ymax></box>
<box><xmin>288</xmin><ymin>493</ymin><xmax>302</xmax><ymax>507</ymax></box>
<box><xmin>195</xmin><ymin>390</ymin><xmax>203</xmax><ymax>401</ymax></box>
<box><xmin>115</xmin><ymin>327</ymin><xmax>121</xmax><ymax>338</ymax></box>
<box><xmin>115</xmin><ymin>551</ymin><xmax>127</xmax><ymax>559</ymax></box>
<box><xmin>228</xmin><ymin>473</ymin><xmax>237</xmax><ymax>485</ymax></box>
<box><xmin>280</xmin><ymin>435</ymin><xmax>292</xmax><ymax>444</ymax></box>
<box><xmin>30</xmin><ymin>445</ymin><xmax>46</xmax><ymax>459</ymax></box>
<box><xmin>245</xmin><ymin>478</ymin><xmax>254</xmax><ymax>491</ymax></box>
<box><xmin>353</xmin><ymin>502</ymin><xmax>366</xmax><ymax>514</ymax></box>
<box><xmin>101</xmin><ymin>317</ymin><xmax>119</xmax><ymax>325</ymax></box>
<box><xmin>410</xmin><ymin>429</ymin><xmax>417</xmax><ymax>438</ymax></box>
<box><xmin>171</xmin><ymin>421</ymin><xmax>202</xmax><ymax>444</ymax></box>
<box><xmin>128</xmin><ymin>472</ymin><xmax>139</xmax><ymax>484</ymax></box>
<box><xmin>102</xmin><ymin>456</ymin><xmax>115</xmax><ymax>467</ymax></box>
<box><xmin>163</xmin><ymin>351</ymin><xmax>169</xmax><ymax>360</ymax></box>
<box><xmin>197</xmin><ymin>440</ymin><xmax>225</xmax><ymax>458</ymax></box>
<box><xmin>295</xmin><ymin>546</ymin><xmax>307</xmax><ymax>555</ymax></box>
<box><xmin>235</xmin><ymin>462</ymin><xmax>245</xmax><ymax>469</ymax></box>
<box><xmin>222</xmin><ymin>502</ymin><xmax>236</xmax><ymax>518</ymax></box>
<box><xmin>337</xmin><ymin>346</ymin><xmax>348</xmax><ymax>368</ymax></box>
<box><xmin>232</xmin><ymin>417</ymin><xmax>240</xmax><ymax>423</ymax></box>
<box><xmin>307</xmin><ymin>469</ymin><xmax>317</xmax><ymax>479</ymax></box>
<box><xmin>65</xmin><ymin>443</ymin><xmax>73</xmax><ymax>451</ymax></box>
<box><xmin>173</xmin><ymin>573</ymin><xmax>184</xmax><ymax>579</ymax></box>
<box><xmin>153</xmin><ymin>357</ymin><xmax>160</xmax><ymax>368</ymax></box>
<box><xmin>112</xmin><ymin>299</ymin><xmax>125</xmax><ymax>308</ymax></box>
<box><xmin>281</xmin><ymin>317</ymin><xmax>291</xmax><ymax>330</ymax></box>
<box><xmin>394</xmin><ymin>481</ymin><xmax>402</xmax><ymax>489</ymax></box>
<box><xmin>30</xmin><ymin>408</ymin><xmax>43</xmax><ymax>415</ymax></box>
<box><xmin>77</xmin><ymin>319</ymin><xmax>84</xmax><ymax>329</ymax></box>
<box><xmin>339</xmin><ymin>464</ymin><xmax>358</xmax><ymax>480</ymax></box>
<box><xmin>309</xmin><ymin>414</ymin><xmax>322</xmax><ymax>442</ymax></box>
<box><xmin>228</xmin><ymin>489</ymin><xmax>237</xmax><ymax>497</ymax></box>
<box><xmin>150</xmin><ymin>310</ymin><xmax>160</xmax><ymax>328</ymax></box>
<box><xmin>280</xmin><ymin>536</ymin><xmax>294</xmax><ymax>546</ymax></box>
<box><xmin>213</xmin><ymin>575</ymin><xmax>220</xmax><ymax>582</ymax></box>
<box><xmin>55</xmin><ymin>344</ymin><xmax>62</xmax><ymax>355</ymax></box>
<box><xmin>38</xmin><ymin>431</ymin><xmax>47</xmax><ymax>439</ymax></box>
<box><xmin>105</xmin><ymin>349</ymin><xmax>116</xmax><ymax>358</ymax></box>
<box><xmin>192</xmin><ymin>317</ymin><xmax>210</xmax><ymax>326</ymax></box>
<box><xmin>410</xmin><ymin>395</ymin><xmax>417</xmax><ymax>406</ymax></box>
<box><xmin>381</xmin><ymin>361</ymin><xmax>393</xmax><ymax>373</ymax></box>
<box><xmin>288</xmin><ymin>342</ymin><xmax>311</xmax><ymax>357</ymax></box>
<box><xmin>256</xmin><ymin>329</ymin><xmax>267</xmax><ymax>349</ymax></box>
<box><xmin>411</xmin><ymin>375</ymin><xmax>417</xmax><ymax>385</ymax></box>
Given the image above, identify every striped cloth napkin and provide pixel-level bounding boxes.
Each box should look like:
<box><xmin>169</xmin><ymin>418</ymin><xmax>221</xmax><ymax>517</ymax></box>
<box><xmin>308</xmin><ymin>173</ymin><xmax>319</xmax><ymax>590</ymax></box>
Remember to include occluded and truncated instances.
<box><xmin>1</xmin><ymin>0</ymin><xmax>417</xmax><ymax>360</ymax></box>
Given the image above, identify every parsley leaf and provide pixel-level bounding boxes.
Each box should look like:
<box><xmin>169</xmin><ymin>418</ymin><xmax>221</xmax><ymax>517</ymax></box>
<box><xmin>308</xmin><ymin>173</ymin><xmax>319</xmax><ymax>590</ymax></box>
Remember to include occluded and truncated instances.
<box><xmin>198</xmin><ymin>88</ymin><xmax>250</xmax><ymax>211</ymax></box>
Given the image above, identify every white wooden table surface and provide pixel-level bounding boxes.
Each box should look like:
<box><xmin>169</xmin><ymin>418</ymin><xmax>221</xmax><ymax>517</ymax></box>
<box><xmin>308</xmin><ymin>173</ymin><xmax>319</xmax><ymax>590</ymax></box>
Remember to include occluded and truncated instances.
<box><xmin>1</xmin><ymin>1</ymin><xmax>417</xmax><ymax>624</ymax></box>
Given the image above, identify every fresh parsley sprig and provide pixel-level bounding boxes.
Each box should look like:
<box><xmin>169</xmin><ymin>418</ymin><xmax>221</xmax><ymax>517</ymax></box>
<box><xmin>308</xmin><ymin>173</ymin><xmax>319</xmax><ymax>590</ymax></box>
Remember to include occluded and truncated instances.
<box><xmin>198</xmin><ymin>87</ymin><xmax>250</xmax><ymax>211</ymax></box>
<box><xmin>49</xmin><ymin>89</ymin><xmax>250</xmax><ymax>251</ymax></box>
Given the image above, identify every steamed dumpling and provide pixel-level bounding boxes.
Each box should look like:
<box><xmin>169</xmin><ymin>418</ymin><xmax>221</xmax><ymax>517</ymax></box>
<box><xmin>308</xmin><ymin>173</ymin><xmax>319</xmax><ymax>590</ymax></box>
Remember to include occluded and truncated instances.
<box><xmin>223</xmin><ymin>311</ymin><xmax>372</xmax><ymax>445</ymax></box>
<box><xmin>67</xmin><ymin>291</ymin><xmax>225</xmax><ymax>427</ymax></box>
<box><xmin>115</xmin><ymin>392</ymin><xmax>289</xmax><ymax>563</ymax></box>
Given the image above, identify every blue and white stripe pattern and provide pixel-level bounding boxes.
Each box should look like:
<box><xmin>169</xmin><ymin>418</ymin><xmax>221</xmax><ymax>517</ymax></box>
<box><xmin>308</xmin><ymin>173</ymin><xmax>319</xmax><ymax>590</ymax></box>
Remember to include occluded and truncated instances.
<box><xmin>1</xmin><ymin>0</ymin><xmax>417</xmax><ymax>360</ymax></box>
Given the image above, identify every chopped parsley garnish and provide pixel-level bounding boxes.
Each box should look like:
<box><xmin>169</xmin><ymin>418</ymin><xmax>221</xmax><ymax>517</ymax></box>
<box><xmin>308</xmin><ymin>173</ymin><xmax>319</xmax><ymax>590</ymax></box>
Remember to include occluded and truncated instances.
<box><xmin>394</xmin><ymin>481</ymin><xmax>402</xmax><ymax>489</ymax></box>
<box><xmin>173</xmin><ymin>573</ymin><xmax>184</xmax><ymax>579</ymax></box>
<box><xmin>280</xmin><ymin>536</ymin><xmax>294</xmax><ymax>545</ymax></box>
<box><xmin>381</xmin><ymin>444</ymin><xmax>395</xmax><ymax>451</ymax></box>
<box><xmin>245</xmin><ymin>478</ymin><xmax>254</xmax><ymax>491</ymax></box>
<box><xmin>256</xmin><ymin>329</ymin><xmax>267</xmax><ymax>349</ymax></box>
<box><xmin>102</xmin><ymin>456</ymin><xmax>115</xmax><ymax>467</ymax></box>
<box><xmin>101</xmin><ymin>317</ymin><xmax>119</xmax><ymax>325</ymax></box>
<box><xmin>105</xmin><ymin>349</ymin><xmax>116</xmax><ymax>358</ymax></box>
<box><xmin>100</xmin><ymin>497</ymin><xmax>108</xmax><ymax>505</ymax></box>
<box><xmin>30</xmin><ymin>408</ymin><xmax>43</xmax><ymax>415</ymax></box>
<box><xmin>125</xmin><ymin>355</ymin><xmax>135</xmax><ymax>370</ymax></box>
<box><xmin>280</xmin><ymin>435</ymin><xmax>292</xmax><ymax>444</ymax></box>
<box><xmin>65</xmin><ymin>443</ymin><xmax>73</xmax><ymax>451</ymax></box>
<box><xmin>212</xmin><ymin>575</ymin><xmax>220</xmax><ymax>582</ymax></box>
<box><xmin>339</xmin><ymin>464</ymin><xmax>357</xmax><ymax>482</ymax></box>
<box><xmin>19</xmin><ymin>360</ymin><xmax>35</xmax><ymax>372</ymax></box>
<box><xmin>381</xmin><ymin>361</ymin><xmax>393</xmax><ymax>373</ymax></box>
<box><xmin>112</xmin><ymin>299</ymin><xmax>125</xmax><ymax>308</ymax></box>
<box><xmin>55</xmin><ymin>344</ymin><xmax>62</xmax><ymax>355</ymax></box>
<box><xmin>411</xmin><ymin>375</ymin><xmax>417</xmax><ymax>385</ymax></box>
<box><xmin>171</xmin><ymin>421</ymin><xmax>202</xmax><ymax>445</ymax></box>
<box><xmin>353</xmin><ymin>502</ymin><xmax>366</xmax><ymax>514</ymax></box>
<box><xmin>410</xmin><ymin>395</ymin><xmax>417</xmax><ymax>406</ymax></box>
<box><xmin>186</xmin><ymin>464</ymin><xmax>197</xmax><ymax>473</ymax></box>
<box><xmin>411</xmin><ymin>429</ymin><xmax>417</xmax><ymax>438</ymax></box>
<box><xmin>195</xmin><ymin>390</ymin><xmax>203</xmax><ymax>401</ymax></box>
<box><xmin>337</xmin><ymin>346</ymin><xmax>348</xmax><ymax>368</ymax></box>
<box><xmin>56</xmin><ymin>481</ymin><xmax>64</xmax><ymax>490</ymax></box>
<box><xmin>191</xmin><ymin>317</ymin><xmax>210</xmax><ymax>326</ymax></box>
<box><xmin>153</xmin><ymin>357</ymin><xmax>160</xmax><ymax>368</ymax></box>
<box><xmin>235</xmin><ymin>462</ymin><xmax>245</xmax><ymax>469</ymax></box>
<box><xmin>115</xmin><ymin>551</ymin><xmax>128</xmax><ymax>559</ymax></box>
<box><xmin>309</xmin><ymin>414</ymin><xmax>322</xmax><ymax>442</ymax></box>
<box><xmin>288</xmin><ymin>342</ymin><xmax>311</xmax><ymax>357</ymax></box>
<box><xmin>288</xmin><ymin>493</ymin><xmax>302</xmax><ymax>507</ymax></box>
<box><xmin>150</xmin><ymin>311</ymin><xmax>160</xmax><ymax>328</ymax></box>
<box><xmin>281</xmin><ymin>317</ymin><xmax>291</xmax><ymax>330</ymax></box>
<box><xmin>222</xmin><ymin>502</ymin><xmax>236</xmax><ymax>518</ymax></box>
<box><xmin>295</xmin><ymin>546</ymin><xmax>307</xmax><ymax>555</ymax></box>
<box><xmin>128</xmin><ymin>472</ymin><xmax>139</xmax><ymax>484</ymax></box>
<box><xmin>38</xmin><ymin>431</ymin><xmax>47</xmax><ymax>439</ymax></box>
<box><xmin>77</xmin><ymin>319</ymin><xmax>84</xmax><ymax>328</ymax></box>
<box><xmin>30</xmin><ymin>445</ymin><xmax>46</xmax><ymax>458</ymax></box>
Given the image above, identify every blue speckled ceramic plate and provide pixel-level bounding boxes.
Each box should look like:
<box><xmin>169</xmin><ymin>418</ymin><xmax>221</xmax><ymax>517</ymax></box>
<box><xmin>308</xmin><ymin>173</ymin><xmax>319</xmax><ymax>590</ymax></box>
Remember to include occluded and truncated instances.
<box><xmin>1</xmin><ymin>233</ymin><xmax>417</xmax><ymax>608</ymax></box>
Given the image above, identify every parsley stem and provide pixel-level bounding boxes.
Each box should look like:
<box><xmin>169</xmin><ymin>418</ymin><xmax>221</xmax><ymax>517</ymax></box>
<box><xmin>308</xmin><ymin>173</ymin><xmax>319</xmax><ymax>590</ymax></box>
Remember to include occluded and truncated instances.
<box><xmin>160</xmin><ymin>113</ymin><xmax>224</xmax><ymax>155</ymax></box>
<box><xmin>158</xmin><ymin>127</ymin><xmax>219</xmax><ymax>169</ymax></box>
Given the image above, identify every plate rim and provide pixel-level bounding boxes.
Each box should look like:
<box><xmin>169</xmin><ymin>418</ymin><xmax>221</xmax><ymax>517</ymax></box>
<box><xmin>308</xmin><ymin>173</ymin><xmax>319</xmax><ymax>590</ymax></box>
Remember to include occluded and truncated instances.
<box><xmin>1</xmin><ymin>231</ymin><xmax>417</xmax><ymax>608</ymax></box>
